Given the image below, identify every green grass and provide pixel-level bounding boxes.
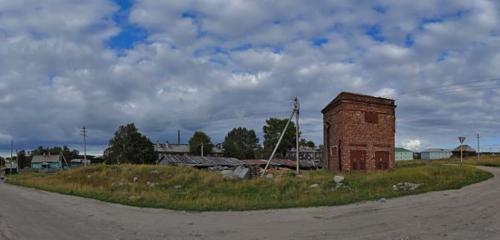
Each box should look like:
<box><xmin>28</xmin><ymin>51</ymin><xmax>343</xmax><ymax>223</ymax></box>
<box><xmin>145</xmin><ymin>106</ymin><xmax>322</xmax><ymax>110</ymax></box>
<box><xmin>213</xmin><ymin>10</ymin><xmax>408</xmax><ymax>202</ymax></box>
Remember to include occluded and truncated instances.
<box><xmin>6</xmin><ymin>163</ymin><xmax>493</xmax><ymax>211</ymax></box>
<box><xmin>431</xmin><ymin>156</ymin><xmax>500</xmax><ymax>167</ymax></box>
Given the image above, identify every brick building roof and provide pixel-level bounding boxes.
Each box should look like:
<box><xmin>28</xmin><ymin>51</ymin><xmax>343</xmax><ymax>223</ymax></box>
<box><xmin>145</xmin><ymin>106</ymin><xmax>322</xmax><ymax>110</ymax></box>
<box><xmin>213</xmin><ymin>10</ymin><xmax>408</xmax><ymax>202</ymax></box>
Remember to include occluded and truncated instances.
<box><xmin>321</xmin><ymin>92</ymin><xmax>395</xmax><ymax>114</ymax></box>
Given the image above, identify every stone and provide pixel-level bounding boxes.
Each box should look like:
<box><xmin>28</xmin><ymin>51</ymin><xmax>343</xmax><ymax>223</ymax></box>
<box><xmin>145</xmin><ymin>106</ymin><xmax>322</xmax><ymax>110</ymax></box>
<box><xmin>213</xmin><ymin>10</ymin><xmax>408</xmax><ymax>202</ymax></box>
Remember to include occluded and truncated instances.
<box><xmin>233</xmin><ymin>166</ymin><xmax>250</xmax><ymax>179</ymax></box>
<box><xmin>174</xmin><ymin>185</ymin><xmax>183</xmax><ymax>189</ymax></box>
<box><xmin>333</xmin><ymin>175</ymin><xmax>345</xmax><ymax>183</ymax></box>
<box><xmin>265</xmin><ymin>174</ymin><xmax>273</xmax><ymax>179</ymax></box>
<box><xmin>309</xmin><ymin>184</ymin><xmax>319</xmax><ymax>189</ymax></box>
<box><xmin>87</xmin><ymin>175</ymin><xmax>92</xmax><ymax>179</ymax></box>
<box><xmin>150</xmin><ymin>170</ymin><xmax>160</xmax><ymax>174</ymax></box>
<box><xmin>393</xmin><ymin>182</ymin><xmax>422</xmax><ymax>191</ymax></box>
<box><xmin>220</xmin><ymin>170</ymin><xmax>235</xmax><ymax>179</ymax></box>
<box><xmin>379</xmin><ymin>198</ymin><xmax>386</xmax><ymax>203</ymax></box>
<box><xmin>132</xmin><ymin>176</ymin><xmax>139</xmax><ymax>182</ymax></box>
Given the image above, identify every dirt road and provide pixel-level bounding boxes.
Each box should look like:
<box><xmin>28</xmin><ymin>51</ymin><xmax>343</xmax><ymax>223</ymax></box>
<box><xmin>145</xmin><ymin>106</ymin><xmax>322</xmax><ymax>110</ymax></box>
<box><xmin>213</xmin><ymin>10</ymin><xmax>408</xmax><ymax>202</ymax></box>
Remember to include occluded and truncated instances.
<box><xmin>0</xmin><ymin>167</ymin><xmax>499</xmax><ymax>240</ymax></box>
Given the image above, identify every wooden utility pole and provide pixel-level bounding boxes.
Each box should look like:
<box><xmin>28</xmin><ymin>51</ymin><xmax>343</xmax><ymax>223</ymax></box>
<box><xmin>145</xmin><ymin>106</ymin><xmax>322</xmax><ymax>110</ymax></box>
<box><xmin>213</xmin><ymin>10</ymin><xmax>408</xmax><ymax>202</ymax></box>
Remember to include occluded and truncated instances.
<box><xmin>10</xmin><ymin>139</ymin><xmax>13</xmax><ymax>173</ymax></box>
<box><xmin>477</xmin><ymin>133</ymin><xmax>480</xmax><ymax>162</ymax></box>
<box><xmin>294</xmin><ymin>98</ymin><xmax>300</xmax><ymax>175</ymax></box>
<box><xmin>82</xmin><ymin>126</ymin><xmax>88</xmax><ymax>166</ymax></box>
<box><xmin>262</xmin><ymin>97</ymin><xmax>301</xmax><ymax>177</ymax></box>
<box><xmin>201</xmin><ymin>143</ymin><xmax>204</xmax><ymax>157</ymax></box>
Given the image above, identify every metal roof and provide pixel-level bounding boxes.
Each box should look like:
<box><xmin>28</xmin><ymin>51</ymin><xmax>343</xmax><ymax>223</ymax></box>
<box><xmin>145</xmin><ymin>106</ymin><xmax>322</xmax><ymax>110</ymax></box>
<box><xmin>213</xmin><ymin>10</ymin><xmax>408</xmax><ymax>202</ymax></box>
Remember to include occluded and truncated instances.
<box><xmin>31</xmin><ymin>155</ymin><xmax>61</xmax><ymax>163</ymax></box>
<box><xmin>395</xmin><ymin>148</ymin><xmax>413</xmax><ymax>153</ymax></box>
<box><xmin>452</xmin><ymin>145</ymin><xmax>477</xmax><ymax>152</ymax></box>
<box><xmin>159</xmin><ymin>155</ymin><xmax>243</xmax><ymax>167</ymax></box>
<box><xmin>421</xmin><ymin>148</ymin><xmax>452</xmax><ymax>153</ymax></box>
<box><xmin>155</xmin><ymin>144</ymin><xmax>189</xmax><ymax>153</ymax></box>
<box><xmin>242</xmin><ymin>159</ymin><xmax>317</xmax><ymax>169</ymax></box>
<box><xmin>155</xmin><ymin>143</ymin><xmax>224</xmax><ymax>154</ymax></box>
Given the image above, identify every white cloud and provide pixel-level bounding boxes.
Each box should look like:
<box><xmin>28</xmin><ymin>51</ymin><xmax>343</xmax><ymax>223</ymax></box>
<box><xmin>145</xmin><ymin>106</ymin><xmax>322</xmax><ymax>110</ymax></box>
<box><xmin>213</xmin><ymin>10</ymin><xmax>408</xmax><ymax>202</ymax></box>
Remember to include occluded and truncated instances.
<box><xmin>1</xmin><ymin>0</ymin><xmax>500</xmax><ymax>153</ymax></box>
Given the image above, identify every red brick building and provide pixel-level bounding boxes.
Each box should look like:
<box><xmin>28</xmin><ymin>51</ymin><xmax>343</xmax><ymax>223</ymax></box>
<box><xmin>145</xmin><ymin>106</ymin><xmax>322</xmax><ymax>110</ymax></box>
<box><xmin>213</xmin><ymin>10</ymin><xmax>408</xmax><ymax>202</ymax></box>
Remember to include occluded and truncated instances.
<box><xmin>322</xmin><ymin>92</ymin><xmax>396</xmax><ymax>172</ymax></box>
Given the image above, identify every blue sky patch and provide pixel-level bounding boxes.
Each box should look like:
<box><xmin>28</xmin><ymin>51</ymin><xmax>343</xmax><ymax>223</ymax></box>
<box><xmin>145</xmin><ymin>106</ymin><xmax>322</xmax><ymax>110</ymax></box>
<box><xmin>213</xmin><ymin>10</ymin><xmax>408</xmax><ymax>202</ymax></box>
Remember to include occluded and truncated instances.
<box><xmin>365</xmin><ymin>25</ymin><xmax>384</xmax><ymax>42</ymax></box>
<box><xmin>107</xmin><ymin>0</ymin><xmax>148</xmax><ymax>50</ymax></box>
<box><xmin>437</xmin><ymin>51</ymin><xmax>449</xmax><ymax>62</ymax></box>
<box><xmin>373</xmin><ymin>5</ymin><xmax>386</xmax><ymax>14</ymax></box>
<box><xmin>311</xmin><ymin>36</ymin><xmax>329</xmax><ymax>47</ymax></box>
<box><xmin>404</xmin><ymin>34</ymin><xmax>415</xmax><ymax>47</ymax></box>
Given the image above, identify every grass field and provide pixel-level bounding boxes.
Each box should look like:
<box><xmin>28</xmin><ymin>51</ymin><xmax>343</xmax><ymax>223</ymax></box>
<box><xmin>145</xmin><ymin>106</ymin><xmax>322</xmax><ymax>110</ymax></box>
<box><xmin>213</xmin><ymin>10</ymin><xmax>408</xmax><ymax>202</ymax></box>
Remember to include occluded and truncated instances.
<box><xmin>436</xmin><ymin>156</ymin><xmax>500</xmax><ymax>167</ymax></box>
<box><xmin>6</xmin><ymin>163</ymin><xmax>493</xmax><ymax>211</ymax></box>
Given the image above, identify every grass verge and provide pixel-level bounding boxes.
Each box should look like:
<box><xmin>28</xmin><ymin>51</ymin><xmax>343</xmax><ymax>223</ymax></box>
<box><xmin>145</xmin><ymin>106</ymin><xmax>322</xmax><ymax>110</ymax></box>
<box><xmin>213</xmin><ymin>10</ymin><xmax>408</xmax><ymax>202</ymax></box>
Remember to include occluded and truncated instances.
<box><xmin>433</xmin><ymin>156</ymin><xmax>500</xmax><ymax>167</ymax></box>
<box><xmin>6</xmin><ymin>163</ymin><xmax>493</xmax><ymax>211</ymax></box>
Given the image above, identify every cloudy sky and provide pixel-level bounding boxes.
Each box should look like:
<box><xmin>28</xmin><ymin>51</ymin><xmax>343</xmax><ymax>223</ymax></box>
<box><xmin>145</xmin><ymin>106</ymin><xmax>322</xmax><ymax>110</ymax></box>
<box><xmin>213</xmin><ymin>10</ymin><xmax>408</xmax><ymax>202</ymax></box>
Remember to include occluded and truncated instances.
<box><xmin>1</xmin><ymin>0</ymin><xmax>500</xmax><ymax>155</ymax></box>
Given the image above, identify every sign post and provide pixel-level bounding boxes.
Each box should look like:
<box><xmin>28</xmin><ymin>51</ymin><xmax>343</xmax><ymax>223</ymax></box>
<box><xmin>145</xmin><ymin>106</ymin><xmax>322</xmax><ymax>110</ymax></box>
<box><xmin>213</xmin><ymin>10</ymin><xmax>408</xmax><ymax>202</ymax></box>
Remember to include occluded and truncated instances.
<box><xmin>458</xmin><ymin>137</ymin><xmax>466</xmax><ymax>166</ymax></box>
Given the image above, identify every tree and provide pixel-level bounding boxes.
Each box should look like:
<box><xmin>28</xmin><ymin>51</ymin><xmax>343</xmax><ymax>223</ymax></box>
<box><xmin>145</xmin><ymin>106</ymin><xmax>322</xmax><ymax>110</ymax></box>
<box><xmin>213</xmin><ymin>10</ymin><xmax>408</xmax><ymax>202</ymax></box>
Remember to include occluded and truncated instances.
<box><xmin>17</xmin><ymin>150</ymin><xmax>28</xmax><ymax>169</ymax></box>
<box><xmin>30</xmin><ymin>146</ymin><xmax>79</xmax><ymax>160</ymax></box>
<box><xmin>263</xmin><ymin>118</ymin><xmax>300</xmax><ymax>158</ymax></box>
<box><xmin>223</xmin><ymin>127</ymin><xmax>259</xmax><ymax>159</ymax></box>
<box><xmin>104</xmin><ymin>123</ymin><xmax>155</xmax><ymax>164</ymax></box>
<box><xmin>189</xmin><ymin>131</ymin><xmax>214</xmax><ymax>156</ymax></box>
<box><xmin>299</xmin><ymin>138</ymin><xmax>315</xmax><ymax>148</ymax></box>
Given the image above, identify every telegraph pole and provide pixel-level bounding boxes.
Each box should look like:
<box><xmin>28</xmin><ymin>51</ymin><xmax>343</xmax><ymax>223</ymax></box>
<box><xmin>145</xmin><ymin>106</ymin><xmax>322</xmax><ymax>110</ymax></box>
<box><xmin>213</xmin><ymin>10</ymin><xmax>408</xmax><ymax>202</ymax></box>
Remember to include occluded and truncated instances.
<box><xmin>81</xmin><ymin>126</ymin><xmax>88</xmax><ymax>166</ymax></box>
<box><xmin>262</xmin><ymin>97</ymin><xmax>301</xmax><ymax>177</ymax></box>
<box><xmin>477</xmin><ymin>133</ymin><xmax>480</xmax><ymax>162</ymax></box>
<box><xmin>201</xmin><ymin>143</ymin><xmax>204</xmax><ymax>157</ymax></box>
<box><xmin>294</xmin><ymin>98</ymin><xmax>300</xmax><ymax>175</ymax></box>
<box><xmin>10</xmin><ymin>139</ymin><xmax>13</xmax><ymax>173</ymax></box>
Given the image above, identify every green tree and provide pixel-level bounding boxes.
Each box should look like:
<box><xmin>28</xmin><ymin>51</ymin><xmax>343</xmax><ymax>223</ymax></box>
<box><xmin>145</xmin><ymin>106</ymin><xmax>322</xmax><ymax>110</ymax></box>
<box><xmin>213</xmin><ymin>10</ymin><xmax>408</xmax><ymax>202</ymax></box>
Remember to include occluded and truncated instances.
<box><xmin>223</xmin><ymin>127</ymin><xmax>259</xmax><ymax>159</ymax></box>
<box><xmin>189</xmin><ymin>131</ymin><xmax>214</xmax><ymax>156</ymax></box>
<box><xmin>300</xmin><ymin>138</ymin><xmax>315</xmax><ymax>148</ymax></box>
<box><xmin>263</xmin><ymin>118</ymin><xmax>299</xmax><ymax>158</ymax></box>
<box><xmin>104</xmin><ymin>123</ymin><xmax>155</xmax><ymax>164</ymax></box>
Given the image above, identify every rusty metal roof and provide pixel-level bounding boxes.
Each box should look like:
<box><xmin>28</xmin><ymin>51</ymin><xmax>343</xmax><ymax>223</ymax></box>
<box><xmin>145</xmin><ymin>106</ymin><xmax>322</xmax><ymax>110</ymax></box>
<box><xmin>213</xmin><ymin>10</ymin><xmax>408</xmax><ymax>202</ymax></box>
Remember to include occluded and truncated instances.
<box><xmin>159</xmin><ymin>155</ymin><xmax>243</xmax><ymax>167</ymax></box>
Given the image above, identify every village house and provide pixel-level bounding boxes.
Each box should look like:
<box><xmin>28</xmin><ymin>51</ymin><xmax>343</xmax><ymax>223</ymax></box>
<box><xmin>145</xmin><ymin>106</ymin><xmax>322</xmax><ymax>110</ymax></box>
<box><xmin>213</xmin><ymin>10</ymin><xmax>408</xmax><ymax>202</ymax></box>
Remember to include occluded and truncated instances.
<box><xmin>395</xmin><ymin>148</ymin><xmax>414</xmax><ymax>161</ymax></box>
<box><xmin>322</xmin><ymin>92</ymin><xmax>396</xmax><ymax>172</ymax></box>
<box><xmin>154</xmin><ymin>142</ymin><xmax>224</xmax><ymax>160</ymax></box>
<box><xmin>451</xmin><ymin>145</ymin><xmax>477</xmax><ymax>158</ymax></box>
<box><xmin>31</xmin><ymin>155</ymin><xmax>62</xmax><ymax>171</ymax></box>
<box><xmin>286</xmin><ymin>146</ymin><xmax>321</xmax><ymax>164</ymax></box>
<box><xmin>420</xmin><ymin>148</ymin><xmax>452</xmax><ymax>160</ymax></box>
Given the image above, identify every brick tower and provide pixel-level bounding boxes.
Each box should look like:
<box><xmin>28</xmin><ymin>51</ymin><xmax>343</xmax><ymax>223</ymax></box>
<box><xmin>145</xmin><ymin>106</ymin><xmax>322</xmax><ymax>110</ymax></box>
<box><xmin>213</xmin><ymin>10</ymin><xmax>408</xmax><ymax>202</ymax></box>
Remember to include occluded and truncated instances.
<box><xmin>322</xmin><ymin>92</ymin><xmax>396</xmax><ymax>172</ymax></box>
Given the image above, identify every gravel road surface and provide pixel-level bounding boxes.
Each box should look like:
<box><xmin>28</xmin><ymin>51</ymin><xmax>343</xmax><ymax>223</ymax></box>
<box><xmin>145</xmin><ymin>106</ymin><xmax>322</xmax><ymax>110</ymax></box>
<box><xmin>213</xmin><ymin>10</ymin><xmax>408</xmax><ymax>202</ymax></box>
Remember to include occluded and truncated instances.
<box><xmin>0</xmin><ymin>166</ymin><xmax>499</xmax><ymax>240</ymax></box>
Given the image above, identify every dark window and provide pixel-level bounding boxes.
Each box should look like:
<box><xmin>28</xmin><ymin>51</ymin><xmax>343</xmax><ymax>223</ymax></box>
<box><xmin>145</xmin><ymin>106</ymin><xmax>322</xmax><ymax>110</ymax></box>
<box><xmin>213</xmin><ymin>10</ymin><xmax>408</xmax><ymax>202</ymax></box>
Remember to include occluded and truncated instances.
<box><xmin>364</xmin><ymin>111</ymin><xmax>378</xmax><ymax>124</ymax></box>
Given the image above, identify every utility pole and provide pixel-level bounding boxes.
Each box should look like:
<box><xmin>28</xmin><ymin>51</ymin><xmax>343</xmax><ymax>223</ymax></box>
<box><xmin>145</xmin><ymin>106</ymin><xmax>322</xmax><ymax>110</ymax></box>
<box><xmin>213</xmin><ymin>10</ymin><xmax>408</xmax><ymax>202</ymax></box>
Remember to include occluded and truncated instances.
<box><xmin>10</xmin><ymin>139</ymin><xmax>13</xmax><ymax>173</ymax></box>
<box><xmin>81</xmin><ymin>126</ymin><xmax>88</xmax><ymax>166</ymax></box>
<box><xmin>262</xmin><ymin>97</ymin><xmax>301</xmax><ymax>177</ymax></box>
<box><xmin>201</xmin><ymin>143</ymin><xmax>204</xmax><ymax>157</ymax></box>
<box><xmin>477</xmin><ymin>133</ymin><xmax>480</xmax><ymax>162</ymax></box>
<box><xmin>294</xmin><ymin>97</ymin><xmax>300</xmax><ymax>175</ymax></box>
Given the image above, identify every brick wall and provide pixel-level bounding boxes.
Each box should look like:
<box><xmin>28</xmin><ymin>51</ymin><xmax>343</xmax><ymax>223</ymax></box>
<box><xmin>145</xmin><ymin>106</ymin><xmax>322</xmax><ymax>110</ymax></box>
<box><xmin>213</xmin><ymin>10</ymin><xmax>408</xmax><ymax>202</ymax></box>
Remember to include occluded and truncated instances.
<box><xmin>322</xmin><ymin>92</ymin><xmax>396</xmax><ymax>172</ymax></box>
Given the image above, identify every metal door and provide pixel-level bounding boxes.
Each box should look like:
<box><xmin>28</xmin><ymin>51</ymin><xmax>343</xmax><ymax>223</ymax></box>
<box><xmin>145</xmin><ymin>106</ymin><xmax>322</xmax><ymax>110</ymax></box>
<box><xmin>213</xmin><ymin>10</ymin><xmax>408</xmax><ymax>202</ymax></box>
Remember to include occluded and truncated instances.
<box><xmin>375</xmin><ymin>151</ymin><xmax>390</xmax><ymax>170</ymax></box>
<box><xmin>350</xmin><ymin>150</ymin><xmax>366</xmax><ymax>170</ymax></box>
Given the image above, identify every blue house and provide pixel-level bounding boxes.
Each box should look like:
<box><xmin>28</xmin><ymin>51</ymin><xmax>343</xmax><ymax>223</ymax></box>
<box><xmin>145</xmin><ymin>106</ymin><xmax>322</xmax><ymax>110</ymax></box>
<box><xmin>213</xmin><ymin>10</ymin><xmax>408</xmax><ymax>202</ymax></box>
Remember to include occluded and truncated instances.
<box><xmin>31</xmin><ymin>155</ymin><xmax>62</xmax><ymax>170</ymax></box>
<box><xmin>420</xmin><ymin>148</ymin><xmax>452</xmax><ymax>160</ymax></box>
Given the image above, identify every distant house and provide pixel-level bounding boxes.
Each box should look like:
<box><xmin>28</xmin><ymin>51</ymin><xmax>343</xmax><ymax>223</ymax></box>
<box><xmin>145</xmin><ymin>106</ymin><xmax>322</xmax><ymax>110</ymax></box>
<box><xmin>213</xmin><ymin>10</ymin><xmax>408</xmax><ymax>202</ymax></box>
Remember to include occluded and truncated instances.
<box><xmin>3</xmin><ymin>161</ymin><xmax>18</xmax><ymax>174</ymax></box>
<box><xmin>70</xmin><ymin>159</ymin><xmax>91</xmax><ymax>168</ymax></box>
<box><xmin>395</xmin><ymin>148</ymin><xmax>414</xmax><ymax>161</ymax></box>
<box><xmin>154</xmin><ymin>142</ymin><xmax>224</xmax><ymax>160</ymax></box>
<box><xmin>286</xmin><ymin>146</ymin><xmax>321</xmax><ymax>163</ymax></box>
<box><xmin>452</xmin><ymin>145</ymin><xmax>477</xmax><ymax>158</ymax></box>
<box><xmin>159</xmin><ymin>155</ymin><xmax>242</xmax><ymax>168</ymax></box>
<box><xmin>420</xmin><ymin>149</ymin><xmax>452</xmax><ymax>160</ymax></box>
<box><xmin>31</xmin><ymin>155</ymin><xmax>62</xmax><ymax>170</ymax></box>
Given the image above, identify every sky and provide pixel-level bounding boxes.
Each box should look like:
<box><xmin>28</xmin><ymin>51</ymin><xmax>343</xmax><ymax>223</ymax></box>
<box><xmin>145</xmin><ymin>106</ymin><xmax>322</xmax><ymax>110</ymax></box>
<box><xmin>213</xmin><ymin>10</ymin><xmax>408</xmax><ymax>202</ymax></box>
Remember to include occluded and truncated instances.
<box><xmin>1</xmin><ymin>0</ymin><xmax>500</xmax><ymax>156</ymax></box>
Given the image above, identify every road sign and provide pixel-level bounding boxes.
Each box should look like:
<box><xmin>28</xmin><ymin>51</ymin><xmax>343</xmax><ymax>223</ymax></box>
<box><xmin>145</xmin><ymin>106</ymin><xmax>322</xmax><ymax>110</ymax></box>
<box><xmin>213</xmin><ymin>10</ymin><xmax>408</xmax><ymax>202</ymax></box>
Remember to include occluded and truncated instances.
<box><xmin>458</xmin><ymin>137</ymin><xmax>466</xmax><ymax>144</ymax></box>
